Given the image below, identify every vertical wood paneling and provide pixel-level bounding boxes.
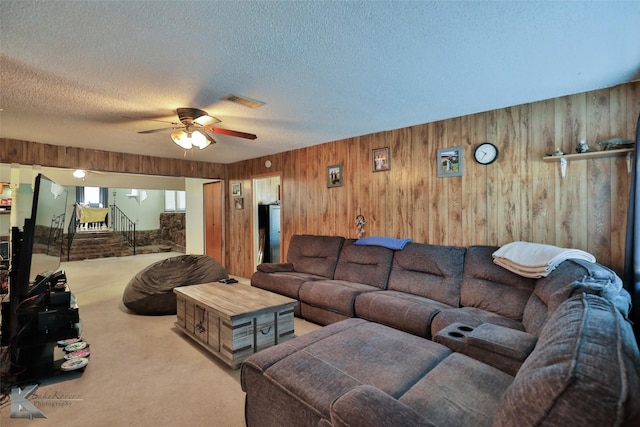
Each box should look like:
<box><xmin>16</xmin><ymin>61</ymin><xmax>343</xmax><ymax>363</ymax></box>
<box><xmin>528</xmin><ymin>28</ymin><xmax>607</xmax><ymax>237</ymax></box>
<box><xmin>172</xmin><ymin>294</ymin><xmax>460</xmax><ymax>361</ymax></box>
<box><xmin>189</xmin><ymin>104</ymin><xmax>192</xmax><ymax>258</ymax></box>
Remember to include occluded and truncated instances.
<box><xmin>529</xmin><ymin>99</ymin><xmax>556</xmax><ymax>245</ymax></box>
<box><xmin>495</xmin><ymin>107</ymin><xmax>520</xmax><ymax>244</ymax></box>
<box><xmin>485</xmin><ymin>110</ymin><xmax>499</xmax><ymax>245</ymax></box>
<box><xmin>586</xmin><ymin>90</ymin><xmax>612</xmax><ymax>265</ymax></box>
<box><xmin>555</xmin><ymin>93</ymin><xmax>588</xmax><ymax>250</ymax></box>
<box><xmin>225</xmin><ymin>82</ymin><xmax>638</xmax><ymax>277</ymax></box>
<box><xmin>412</xmin><ymin>124</ymin><xmax>430</xmax><ymax>243</ymax></box>
<box><xmin>464</xmin><ymin>113</ymin><xmax>488</xmax><ymax>246</ymax></box>
<box><xmin>427</xmin><ymin>121</ymin><xmax>445</xmax><ymax>243</ymax></box>
<box><xmin>610</xmin><ymin>85</ymin><xmax>629</xmax><ymax>273</ymax></box>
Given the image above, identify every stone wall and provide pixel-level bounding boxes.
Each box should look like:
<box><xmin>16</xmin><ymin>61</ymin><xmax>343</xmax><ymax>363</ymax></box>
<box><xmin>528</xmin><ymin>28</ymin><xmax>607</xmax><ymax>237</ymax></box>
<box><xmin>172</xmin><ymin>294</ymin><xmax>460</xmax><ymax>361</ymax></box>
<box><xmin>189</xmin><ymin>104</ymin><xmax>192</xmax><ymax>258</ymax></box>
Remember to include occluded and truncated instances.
<box><xmin>160</xmin><ymin>212</ymin><xmax>185</xmax><ymax>251</ymax></box>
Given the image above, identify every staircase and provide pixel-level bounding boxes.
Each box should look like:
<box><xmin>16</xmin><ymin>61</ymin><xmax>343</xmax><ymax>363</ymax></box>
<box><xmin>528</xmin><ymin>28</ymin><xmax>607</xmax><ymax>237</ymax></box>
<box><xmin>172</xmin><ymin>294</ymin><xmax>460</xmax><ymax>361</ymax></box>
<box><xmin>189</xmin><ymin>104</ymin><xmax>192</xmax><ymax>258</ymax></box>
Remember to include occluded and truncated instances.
<box><xmin>63</xmin><ymin>230</ymin><xmax>134</xmax><ymax>261</ymax></box>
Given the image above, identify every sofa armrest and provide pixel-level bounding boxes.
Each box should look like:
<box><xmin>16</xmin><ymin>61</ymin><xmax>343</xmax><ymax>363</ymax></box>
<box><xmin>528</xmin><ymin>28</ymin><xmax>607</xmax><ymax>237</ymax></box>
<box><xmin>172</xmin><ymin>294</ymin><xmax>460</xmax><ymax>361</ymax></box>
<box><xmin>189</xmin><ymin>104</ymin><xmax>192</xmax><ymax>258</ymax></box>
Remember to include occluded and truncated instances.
<box><xmin>331</xmin><ymin>385</ymin><xmax>435</xmax><ymax>427</ymax></box>
<box><xmin>256</xmin><ymin>262</ymin><xmax>294</xmax><ymax>273</ymax></box>
<box><xmin>465</xmin><ymin>323</ymin><xmax>537</xmax><ymax>361</ymax></box>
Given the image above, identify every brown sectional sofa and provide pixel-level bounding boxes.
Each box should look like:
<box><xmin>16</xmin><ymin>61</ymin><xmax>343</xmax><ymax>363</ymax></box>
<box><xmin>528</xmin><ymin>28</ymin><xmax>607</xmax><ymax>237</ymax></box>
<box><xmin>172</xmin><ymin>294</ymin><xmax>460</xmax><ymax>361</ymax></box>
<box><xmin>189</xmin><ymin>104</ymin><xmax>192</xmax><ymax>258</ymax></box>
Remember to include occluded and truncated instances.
<box><xmin>243</xmin><ymin>234</ymin><xmax>640</xmax><ymax>426</ymax></box>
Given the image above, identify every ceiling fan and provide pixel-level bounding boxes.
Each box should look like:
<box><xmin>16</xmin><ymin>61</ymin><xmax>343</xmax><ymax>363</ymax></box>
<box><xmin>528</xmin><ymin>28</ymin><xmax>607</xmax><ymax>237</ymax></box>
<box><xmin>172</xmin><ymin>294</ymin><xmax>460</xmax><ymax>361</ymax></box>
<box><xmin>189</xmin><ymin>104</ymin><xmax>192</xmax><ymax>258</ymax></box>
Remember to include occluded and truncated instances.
<box><xmin>134</xmin><ymin>107</ymin><xmax>257</xmax><ymax>150</ymax></box>
<box><xmin>72</xmin><ymin>169</ymin><xmax>107</xmax><ymax>180</ymax></box>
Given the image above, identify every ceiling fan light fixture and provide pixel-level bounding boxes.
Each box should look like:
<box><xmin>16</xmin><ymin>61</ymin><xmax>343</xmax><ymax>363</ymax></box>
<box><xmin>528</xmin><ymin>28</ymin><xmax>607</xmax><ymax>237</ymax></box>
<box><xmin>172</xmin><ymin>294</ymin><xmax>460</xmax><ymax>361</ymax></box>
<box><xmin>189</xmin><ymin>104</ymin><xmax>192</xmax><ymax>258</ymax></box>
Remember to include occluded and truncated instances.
<box><xmin>171</xmin><ymin>130</ymin><xmax>193</xmax><ymax>149</ymax></box>
<box><xmin>171</xmin><ymin>130</ymin><xmax>215</xmax><ymax>149</ymax></box>
<box><xmin>191</xmin><ymin>130</ymin><xmax>212</xmax><ymax>149</ymax></box>
<box><xmin>73</xmin><ymin>169</ymin><xmax>86</xmax><ymax>179</ymax></box>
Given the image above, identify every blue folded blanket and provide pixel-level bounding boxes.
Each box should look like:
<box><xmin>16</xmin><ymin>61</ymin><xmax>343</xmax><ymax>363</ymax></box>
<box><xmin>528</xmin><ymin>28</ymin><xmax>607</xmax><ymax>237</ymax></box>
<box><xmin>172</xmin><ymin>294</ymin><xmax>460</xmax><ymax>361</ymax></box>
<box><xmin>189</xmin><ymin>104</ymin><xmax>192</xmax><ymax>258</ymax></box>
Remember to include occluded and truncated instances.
<box><xmin>354</xmin><ymin>236</ymin><xmax>412</xmax><ymax>250</ymax></box>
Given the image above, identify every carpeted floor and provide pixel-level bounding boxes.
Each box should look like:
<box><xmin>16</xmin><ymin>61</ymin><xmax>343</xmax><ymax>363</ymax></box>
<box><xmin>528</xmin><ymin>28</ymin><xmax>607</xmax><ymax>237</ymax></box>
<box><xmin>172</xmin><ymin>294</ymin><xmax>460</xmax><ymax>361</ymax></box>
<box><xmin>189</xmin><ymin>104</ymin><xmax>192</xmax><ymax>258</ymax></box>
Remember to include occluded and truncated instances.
<box><xmin>0</xmin><ymin>253</ymin><xmax>320</xmax><ymax>426</ymax></box>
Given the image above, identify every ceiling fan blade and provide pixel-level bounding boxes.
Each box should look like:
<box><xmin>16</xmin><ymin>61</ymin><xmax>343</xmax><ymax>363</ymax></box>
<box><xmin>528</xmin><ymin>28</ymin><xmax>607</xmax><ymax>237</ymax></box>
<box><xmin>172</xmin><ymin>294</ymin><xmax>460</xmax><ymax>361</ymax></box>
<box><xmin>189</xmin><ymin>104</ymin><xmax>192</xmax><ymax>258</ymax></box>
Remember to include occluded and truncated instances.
<box><xmin>201</xmin><ymin>130</ymin><xmax>218</xmax><ymax>145</ymax></box>
<box><xmin>123</xmin><ymin>115</ymin><xmax>181</xmax><ymax>126</ymax></box>
<box><xmin>205</xmin><ymin>126</ymin><xmax>257</xmax><ymax>140</ymax></box>
<box><xmin>193</xmin><ymin>115</ymin><xmax>221</xmax><ymax>126</ymax></box>
<box><xmin>138</xmin><ymin>127</ymin><xmax>181</xmax><ymax>134</ymax></box>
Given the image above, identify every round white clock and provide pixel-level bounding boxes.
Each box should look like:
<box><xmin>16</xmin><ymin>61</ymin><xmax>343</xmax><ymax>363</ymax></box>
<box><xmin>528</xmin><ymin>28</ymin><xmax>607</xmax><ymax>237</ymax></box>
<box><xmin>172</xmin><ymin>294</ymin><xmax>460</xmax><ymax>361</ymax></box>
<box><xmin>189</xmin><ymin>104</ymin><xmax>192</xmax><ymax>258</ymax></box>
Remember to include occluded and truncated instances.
<box><xmin>474</xmin><ymin>143</ymin><xmax>498</xmax><ymax>165</ymax></box>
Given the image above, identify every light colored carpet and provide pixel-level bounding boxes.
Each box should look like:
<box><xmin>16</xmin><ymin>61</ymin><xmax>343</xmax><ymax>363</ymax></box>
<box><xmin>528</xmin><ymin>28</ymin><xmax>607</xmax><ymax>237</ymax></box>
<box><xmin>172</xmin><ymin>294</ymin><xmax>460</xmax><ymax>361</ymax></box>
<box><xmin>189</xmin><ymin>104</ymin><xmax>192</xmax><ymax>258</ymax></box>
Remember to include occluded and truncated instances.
<box><xmin>1</xmin><ymin>253</ymin><xmax>320</xmax><ymax>426</ymax></box>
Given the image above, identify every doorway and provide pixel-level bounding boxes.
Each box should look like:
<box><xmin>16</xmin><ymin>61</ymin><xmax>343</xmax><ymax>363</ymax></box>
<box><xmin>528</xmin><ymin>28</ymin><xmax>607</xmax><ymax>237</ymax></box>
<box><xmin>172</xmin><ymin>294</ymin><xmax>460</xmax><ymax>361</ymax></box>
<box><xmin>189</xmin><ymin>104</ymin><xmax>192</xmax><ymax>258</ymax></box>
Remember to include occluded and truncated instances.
<box><xmin>204</xmin><ymin>181</ymin><xmax>223</xmax><ymax>262</ymax></box>
<box><xmin>252</xmin><ymin>174</ymin><xmax>281</xmax><ymax>270</ymax></box>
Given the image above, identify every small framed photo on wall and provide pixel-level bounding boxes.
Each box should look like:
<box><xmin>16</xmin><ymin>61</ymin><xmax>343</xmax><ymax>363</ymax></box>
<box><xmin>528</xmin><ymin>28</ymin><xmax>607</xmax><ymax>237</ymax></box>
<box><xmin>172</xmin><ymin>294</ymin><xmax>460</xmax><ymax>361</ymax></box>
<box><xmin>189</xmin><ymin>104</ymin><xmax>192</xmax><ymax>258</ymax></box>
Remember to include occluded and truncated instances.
<box><xmin>234</xmin><ymin>197</ymin><xmax>244</xmax><ymax>209</ymax></box>
<box><xmin>327</xmin><ymin>164</ymin><xmax>343</xmax><ymax>188</ymax></box>
<box><xmin>372</xmin><ymin>147</ymin><xmax>390</xmax><ymax>172</ymax></box>
<box><xmin>231</xmin><ymin>183</ymin><xmax>242</xmax><ymax>196</ymax></box>
<box><xmin>437</xmin><ymin>146</ymin><xmax>464</xmax><ymax>178</ymax></box>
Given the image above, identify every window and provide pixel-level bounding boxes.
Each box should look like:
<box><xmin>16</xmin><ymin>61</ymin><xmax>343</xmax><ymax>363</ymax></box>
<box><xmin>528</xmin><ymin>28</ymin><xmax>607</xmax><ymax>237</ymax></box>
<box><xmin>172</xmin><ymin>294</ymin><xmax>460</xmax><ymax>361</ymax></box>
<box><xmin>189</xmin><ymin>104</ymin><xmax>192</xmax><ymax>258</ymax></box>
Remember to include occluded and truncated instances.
<box><xmin>165</xmin><ymin>190</ymin><xmax>186</xmax><ymax>212</ymax></box>
<box><xmin>84</xmin><ymin>187</ymin><xmax>101</xmax><ymax>207</ymax></box>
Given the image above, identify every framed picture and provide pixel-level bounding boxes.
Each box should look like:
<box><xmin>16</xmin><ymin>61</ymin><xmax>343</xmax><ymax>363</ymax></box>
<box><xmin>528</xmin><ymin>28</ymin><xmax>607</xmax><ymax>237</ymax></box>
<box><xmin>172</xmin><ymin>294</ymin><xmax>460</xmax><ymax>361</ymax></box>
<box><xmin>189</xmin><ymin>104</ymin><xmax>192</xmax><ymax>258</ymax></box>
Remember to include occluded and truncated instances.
<box><xmin>437</xmin><ymin>146</ymin><xmax>464</xmax><ymax>178</ymax></box>
<box><xmin>234</xmin><ymin>197</ymin><xmax>244</xmax><ymax>209</ymax></box>
<box><xmin>231</xmin><ymin>183</ymin><xmax>242</xmax><ymax>196</ymax></box>
<box><xmin>327</xmin><ymin>164</ymin><xmax>343</xmax><ymax>188</ymax></box>
<box><xmin>372</xmin><ymin>147</ymin><xmax>390</xmax><ymax>172</ymax></box>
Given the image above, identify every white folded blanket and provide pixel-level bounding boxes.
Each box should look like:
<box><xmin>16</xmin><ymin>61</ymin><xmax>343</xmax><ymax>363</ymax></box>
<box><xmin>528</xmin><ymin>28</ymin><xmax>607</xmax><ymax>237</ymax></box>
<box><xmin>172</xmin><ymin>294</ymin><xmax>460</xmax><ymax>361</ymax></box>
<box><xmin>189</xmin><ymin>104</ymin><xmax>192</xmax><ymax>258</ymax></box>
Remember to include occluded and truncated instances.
<box><xmin>492</xmin><ymin>241</ymin><xmax>596</xmax><ymax>278</ymax></box>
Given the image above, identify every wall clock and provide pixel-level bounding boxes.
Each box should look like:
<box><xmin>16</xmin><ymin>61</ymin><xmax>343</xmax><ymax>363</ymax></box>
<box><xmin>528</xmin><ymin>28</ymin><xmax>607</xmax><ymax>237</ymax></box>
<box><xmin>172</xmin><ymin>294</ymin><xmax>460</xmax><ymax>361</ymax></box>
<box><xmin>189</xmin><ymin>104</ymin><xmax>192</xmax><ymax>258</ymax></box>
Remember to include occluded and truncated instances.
<box><xmin>474</xmin><ymin>143</ymin><xmax>498</xmax><ymax>165</ymax></box>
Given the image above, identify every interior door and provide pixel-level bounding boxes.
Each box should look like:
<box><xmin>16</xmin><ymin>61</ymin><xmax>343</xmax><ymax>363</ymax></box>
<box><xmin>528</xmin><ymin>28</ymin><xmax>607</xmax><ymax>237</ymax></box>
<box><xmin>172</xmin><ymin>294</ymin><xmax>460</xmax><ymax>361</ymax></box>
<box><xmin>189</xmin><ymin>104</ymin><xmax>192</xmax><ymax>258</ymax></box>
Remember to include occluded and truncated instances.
<box><xmin>252</xmin><ymin>174</ymin><xmax>281</xmax><ymax>270</ymax></box>
<box><xmin>204</xmin><ymin>181</ymin><xmax>223</xmax><ymax>262</ymax></box>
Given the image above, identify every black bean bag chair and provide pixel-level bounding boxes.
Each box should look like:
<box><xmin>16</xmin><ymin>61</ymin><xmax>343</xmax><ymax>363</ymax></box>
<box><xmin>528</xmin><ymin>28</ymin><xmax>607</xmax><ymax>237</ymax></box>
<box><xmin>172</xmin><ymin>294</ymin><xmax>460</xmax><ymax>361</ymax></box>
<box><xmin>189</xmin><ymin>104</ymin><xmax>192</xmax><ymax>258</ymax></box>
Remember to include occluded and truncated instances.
<box><xmin>123</xmin><ymin>255</ymin><xmax>228</xmax><ymax>315</ymax></box>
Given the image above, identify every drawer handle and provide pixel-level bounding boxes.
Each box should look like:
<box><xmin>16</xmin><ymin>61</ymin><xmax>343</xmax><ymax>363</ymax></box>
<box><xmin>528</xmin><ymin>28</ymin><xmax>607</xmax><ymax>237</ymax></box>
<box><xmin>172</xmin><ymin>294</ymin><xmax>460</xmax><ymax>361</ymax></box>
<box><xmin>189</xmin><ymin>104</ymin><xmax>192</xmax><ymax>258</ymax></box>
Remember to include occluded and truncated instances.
<box><xmin>259</xmin><ymin>327</ymin><xmax>272</xmax><ymax>335</ymax></box>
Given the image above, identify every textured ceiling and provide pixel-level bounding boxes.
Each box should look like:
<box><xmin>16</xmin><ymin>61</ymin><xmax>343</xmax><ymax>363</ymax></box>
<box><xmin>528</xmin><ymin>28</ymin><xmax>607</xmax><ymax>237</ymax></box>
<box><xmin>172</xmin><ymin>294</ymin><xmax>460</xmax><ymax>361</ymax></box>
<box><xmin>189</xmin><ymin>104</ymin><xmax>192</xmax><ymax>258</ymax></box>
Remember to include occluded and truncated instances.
<box><xmin>1</xmin><ymin>1</ymin><xmax>639</xmax><ymax>165</ymax></box>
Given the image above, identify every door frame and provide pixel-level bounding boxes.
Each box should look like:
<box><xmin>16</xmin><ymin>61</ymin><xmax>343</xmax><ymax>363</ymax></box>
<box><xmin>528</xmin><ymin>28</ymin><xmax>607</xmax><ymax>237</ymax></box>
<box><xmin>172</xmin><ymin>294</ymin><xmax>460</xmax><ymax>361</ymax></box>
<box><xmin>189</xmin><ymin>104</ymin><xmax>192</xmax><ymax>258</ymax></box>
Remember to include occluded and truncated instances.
<box><xmin>251</xmin><ymin>172</ymin><xmax>282</xmax><ymax>270</ymax></box>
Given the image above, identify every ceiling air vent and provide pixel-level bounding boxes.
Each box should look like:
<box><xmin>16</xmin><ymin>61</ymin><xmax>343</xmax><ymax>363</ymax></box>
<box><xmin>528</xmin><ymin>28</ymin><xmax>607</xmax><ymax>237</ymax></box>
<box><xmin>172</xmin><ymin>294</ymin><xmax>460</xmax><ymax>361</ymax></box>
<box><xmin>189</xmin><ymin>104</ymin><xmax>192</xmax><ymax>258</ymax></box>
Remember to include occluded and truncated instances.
<box><xmin>220</xmin><ymin>94</ymin><xmax>265</xmax><ymax>109</ymax></box>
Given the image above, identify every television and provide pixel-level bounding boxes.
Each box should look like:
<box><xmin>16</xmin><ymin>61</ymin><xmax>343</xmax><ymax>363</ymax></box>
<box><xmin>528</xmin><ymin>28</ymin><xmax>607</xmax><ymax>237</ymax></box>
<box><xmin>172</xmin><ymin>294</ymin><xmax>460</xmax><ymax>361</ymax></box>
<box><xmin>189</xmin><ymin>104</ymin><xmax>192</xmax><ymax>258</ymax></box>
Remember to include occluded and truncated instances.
<box><xmin>13</xmin><ymin>173</ymin><xmax>68</xmax><ymax>299</ymax></box>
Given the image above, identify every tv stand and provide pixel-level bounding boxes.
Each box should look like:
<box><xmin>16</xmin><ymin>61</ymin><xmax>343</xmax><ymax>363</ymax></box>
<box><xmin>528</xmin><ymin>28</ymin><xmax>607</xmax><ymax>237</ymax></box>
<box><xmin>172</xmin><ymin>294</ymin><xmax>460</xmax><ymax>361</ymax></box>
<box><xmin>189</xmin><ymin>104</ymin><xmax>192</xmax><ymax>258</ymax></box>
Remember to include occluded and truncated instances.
<box><xmin>1</xmin><ymin>284</ymin><xmax>82</xmax><ymax>387</ymax></box>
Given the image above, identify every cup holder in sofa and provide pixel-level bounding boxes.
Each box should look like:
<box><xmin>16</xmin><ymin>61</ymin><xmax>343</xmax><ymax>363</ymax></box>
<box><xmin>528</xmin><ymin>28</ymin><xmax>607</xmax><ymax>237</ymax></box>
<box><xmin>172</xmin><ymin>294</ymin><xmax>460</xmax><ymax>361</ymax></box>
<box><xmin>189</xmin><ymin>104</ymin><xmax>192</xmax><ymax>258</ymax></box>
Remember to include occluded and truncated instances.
<box><xmin>447</xmin><ymin>325</ymin><xmax>474</xmax><ymax>339</ymax></box>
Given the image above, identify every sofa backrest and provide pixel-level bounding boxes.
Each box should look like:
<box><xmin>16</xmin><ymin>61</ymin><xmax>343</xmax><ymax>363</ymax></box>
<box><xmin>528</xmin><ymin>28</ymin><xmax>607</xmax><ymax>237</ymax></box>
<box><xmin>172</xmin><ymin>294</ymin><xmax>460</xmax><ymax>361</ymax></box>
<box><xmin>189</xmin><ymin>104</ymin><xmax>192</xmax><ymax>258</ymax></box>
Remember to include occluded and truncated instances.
<box><xmin>333</xmin><ymin>239</ymin><xmax>394</xmax><ymax>289</ymax></box>
<box><xmin>521</xmin><ymin>258</ymin><xmax>622</xmax><ymax>336</ymax></box>
<box><xmin>494</xmin><ymin>292</ymin><xmax>640</xmax><ymax>427</ymax></box>
<box><xmin>460</xmin><ymin>246</ymin><xmax>536</xmax><ymax>321</ymax></box>
<box><xmin>286</xmin><ymin>234</ymin><xmax>345</xmax><ymax>278</ymax></box>
<box><xmin>387</xmin><ymin>242</ymin><xmax>466</xmax><ymax>307</ymax></box>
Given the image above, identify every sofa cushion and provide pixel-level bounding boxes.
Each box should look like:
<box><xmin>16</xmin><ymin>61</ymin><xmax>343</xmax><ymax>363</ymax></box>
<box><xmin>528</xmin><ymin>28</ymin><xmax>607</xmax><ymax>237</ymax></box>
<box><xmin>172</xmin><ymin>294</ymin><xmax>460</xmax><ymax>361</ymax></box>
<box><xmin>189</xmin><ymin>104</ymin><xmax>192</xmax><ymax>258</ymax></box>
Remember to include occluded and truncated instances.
<box><xmin>252</xmin><ymin>270</ymin><xmax>331</xmax><ymax>317</ymax></box>
<box><xmin>387</xmin><ymin>242</ymin><xmax>466</xmax><ymax>306</ymax></box>
<box><xmin>400</xmin><ymin>353</ymin><xmax>513</xmax><ymax>427</ymax></box>
<box><xmin>299</xmin><ymin>280</ymin><xmax>381</xmax><ymax>318</ymax></box>
<box><xmin>243</xmin><ymin>319</ymin><xmax>451</xmax><ymax>422</ymax></box>
<box><xmin>494</xmin><ymin>292</ymin><xmax>640</xmax><ymax>427</ymax></box>
<box><xmin>355</xmin><ymin>290</ymin><xmax>449</xmax><ymax>338</ymax></box>
<box><xmin>461</xmin><ymin>245</ymin><xmax>536</xmax><ymax>320</ymax></box>
<box><xmin>522</xmin><ymin>258</ymin><xmax>628</xmax><ymax>335</ymax></box>
<box><xmin>333</xmin><ymin>239</ymin><xmax>394</xmax><ymax>289</ymax></box>
<box><xmin>521</xmin><ymin>259</ymin><xmax>594</xmax><ymax>335</ymax></box>
<box><xmin>286</xmin><ymin>234</ymin><xmax>345</xmax><ymax>278</ymax></box>
<box><xmin>251</xmin><ymin>270</ymin><xmax>328</xmax><ymax>299</ymax></box>
<box><xmin>331</xmin><ymin>385</ymin><xmax>435</xmax><ymax>427</ymax></box>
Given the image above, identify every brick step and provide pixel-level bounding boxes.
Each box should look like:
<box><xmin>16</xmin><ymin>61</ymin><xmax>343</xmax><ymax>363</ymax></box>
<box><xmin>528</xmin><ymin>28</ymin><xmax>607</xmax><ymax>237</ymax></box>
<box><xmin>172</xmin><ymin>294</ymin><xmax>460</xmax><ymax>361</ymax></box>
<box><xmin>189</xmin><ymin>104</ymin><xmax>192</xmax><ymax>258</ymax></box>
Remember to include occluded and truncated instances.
<box><xmin>34</xmin><ymin>230</ymin><xmax>185</xmax><ymax>262</ymax></box>
<box><xmin>63</xmin><ymin>230</ymin><xmax>134</xmax><ymax>261</ymax></box>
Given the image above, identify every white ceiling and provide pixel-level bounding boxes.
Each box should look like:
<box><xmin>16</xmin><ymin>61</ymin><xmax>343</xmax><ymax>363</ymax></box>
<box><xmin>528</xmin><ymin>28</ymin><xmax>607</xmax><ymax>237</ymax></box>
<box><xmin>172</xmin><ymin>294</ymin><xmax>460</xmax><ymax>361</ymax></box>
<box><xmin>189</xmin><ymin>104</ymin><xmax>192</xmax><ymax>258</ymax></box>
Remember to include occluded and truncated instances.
<box><xmin>2</xmin><ymin>1</ymin><xmax>639</xmax><ymax>165</ymax></box>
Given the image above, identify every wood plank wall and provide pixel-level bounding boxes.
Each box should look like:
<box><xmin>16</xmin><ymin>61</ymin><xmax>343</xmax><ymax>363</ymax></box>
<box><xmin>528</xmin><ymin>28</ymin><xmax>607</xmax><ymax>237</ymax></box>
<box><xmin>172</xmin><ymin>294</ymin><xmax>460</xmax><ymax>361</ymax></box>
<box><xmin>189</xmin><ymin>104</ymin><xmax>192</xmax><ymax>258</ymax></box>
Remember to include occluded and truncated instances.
<box><xmin>227</xmin><ymin>82</ymin><xmax>640</xmax><ymax>278</ymax></box>
<box><xmin>0</xmin><ymin>139</ymin><xmax>227</xmax><ymax>179</ymax></box>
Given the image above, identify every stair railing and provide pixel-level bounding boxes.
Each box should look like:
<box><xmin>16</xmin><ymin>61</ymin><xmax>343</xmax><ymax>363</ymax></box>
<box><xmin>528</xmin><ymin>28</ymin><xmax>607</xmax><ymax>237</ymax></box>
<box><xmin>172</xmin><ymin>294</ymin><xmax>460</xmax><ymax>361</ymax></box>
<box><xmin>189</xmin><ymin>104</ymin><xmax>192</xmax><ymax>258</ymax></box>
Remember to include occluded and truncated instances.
<box><xmin>110</xmin><ymin>204</ymin><xmax>137</xmax><ymax>255</ymax></box>
<box><xmin>66</xmin><ymin>205</ymin><xmax>79</xmax><ymax>261</ymax></box>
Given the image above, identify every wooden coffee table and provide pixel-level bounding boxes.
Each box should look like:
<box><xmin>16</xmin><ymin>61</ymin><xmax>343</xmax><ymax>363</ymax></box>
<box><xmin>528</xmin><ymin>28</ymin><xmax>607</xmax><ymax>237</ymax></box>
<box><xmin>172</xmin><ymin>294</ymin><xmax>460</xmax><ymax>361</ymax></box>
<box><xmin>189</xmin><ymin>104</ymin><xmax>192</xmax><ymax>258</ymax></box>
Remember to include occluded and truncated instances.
<box><xmin>174</xmin><ymin>282</ymin><xmax>298</xmax><ymax>369</ymax></box>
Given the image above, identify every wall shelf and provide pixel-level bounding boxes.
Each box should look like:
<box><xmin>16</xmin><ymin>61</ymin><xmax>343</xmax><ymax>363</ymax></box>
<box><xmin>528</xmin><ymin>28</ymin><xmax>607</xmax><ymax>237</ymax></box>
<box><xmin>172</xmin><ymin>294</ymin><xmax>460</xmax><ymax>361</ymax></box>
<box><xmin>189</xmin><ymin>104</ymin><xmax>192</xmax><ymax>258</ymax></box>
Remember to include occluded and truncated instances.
<box><xmin>542</xmin><ymin>147</ymin><xmax>634</xmax><ymax>162</ymax></box>
<box><xmin>543</xmin><ymin>147</ymin><xmax>634</xmax><ymax>178</ymax></box>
